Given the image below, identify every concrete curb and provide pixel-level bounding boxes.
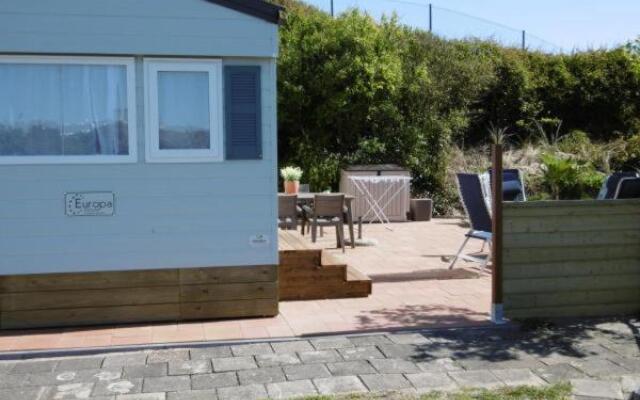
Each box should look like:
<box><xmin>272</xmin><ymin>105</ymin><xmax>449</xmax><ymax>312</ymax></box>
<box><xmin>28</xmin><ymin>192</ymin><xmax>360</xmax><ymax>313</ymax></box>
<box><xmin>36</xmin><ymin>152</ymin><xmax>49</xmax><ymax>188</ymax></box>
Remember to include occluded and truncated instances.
<box><xmin>0</xmin><ymin>323</ymin><xmax>517</xmax><ymax>361</ymax></box>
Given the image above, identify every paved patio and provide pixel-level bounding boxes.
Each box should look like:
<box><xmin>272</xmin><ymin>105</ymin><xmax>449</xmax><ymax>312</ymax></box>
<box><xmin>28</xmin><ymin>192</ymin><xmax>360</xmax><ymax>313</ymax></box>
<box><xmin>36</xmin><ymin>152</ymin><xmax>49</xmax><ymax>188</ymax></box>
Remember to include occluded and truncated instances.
<box><xmin>0</xmin><ymin>318</ymin><xmax>638</xmax><ymax>399</ymax></box>
<box><xmin>0</xmin><ymin>220</ymin><xmax>491</xmax><ymax>353</ymax></box>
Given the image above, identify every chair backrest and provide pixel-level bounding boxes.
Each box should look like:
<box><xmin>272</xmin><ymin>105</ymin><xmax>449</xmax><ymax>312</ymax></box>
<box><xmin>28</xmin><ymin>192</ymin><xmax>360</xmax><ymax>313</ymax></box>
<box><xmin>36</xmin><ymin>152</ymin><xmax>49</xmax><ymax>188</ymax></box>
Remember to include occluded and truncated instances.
<box><xmin>488</xmin><ymin>168</ymin><xmax>526</xmax><ymax>201</ymax></box>
<box><xmin>614</xmin><ymin>177</ymin><xmax>640</xmax><ymax>199</ymax></box>
<box><xmin>314</xmin><ymin>194</ymin><xmax>345</xmax><ymax>218</ymax></box>
<box><xmin>278</xmin><ymin>194</ymin><xmax>298</xmax><ymax>219</ymax></box>
<box><xmin>456</xmin><ymin>173</ymin><xmax>492</xmax><ymax>233</ymax></box>
<box><xmin>600</xmin><ymin>172</ymin><xmax>639</xmax><ymax>199</ymax></box>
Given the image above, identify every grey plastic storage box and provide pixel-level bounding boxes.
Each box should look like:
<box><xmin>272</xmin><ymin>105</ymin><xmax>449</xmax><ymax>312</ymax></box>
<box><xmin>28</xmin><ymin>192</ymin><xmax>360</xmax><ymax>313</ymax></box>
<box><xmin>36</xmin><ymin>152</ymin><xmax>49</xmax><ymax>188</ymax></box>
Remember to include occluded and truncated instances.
<box><xmin>340</xmin><ymin>164</ymin><xmax>411</xmax><ymax>222</ymax></box>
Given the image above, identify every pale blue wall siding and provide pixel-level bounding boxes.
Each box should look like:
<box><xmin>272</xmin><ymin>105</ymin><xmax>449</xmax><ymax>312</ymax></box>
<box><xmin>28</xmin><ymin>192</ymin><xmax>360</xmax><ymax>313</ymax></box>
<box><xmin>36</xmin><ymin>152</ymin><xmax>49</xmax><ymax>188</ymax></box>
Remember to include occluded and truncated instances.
<box><xmin>0</xmin><ymin>1</ymin><xmax>279</xmax><ymax>275</ymax></box>
<box><xmin>0</xmin><ymin>0</ymin><xmax>278</xmax><ymax>57</ymax></box>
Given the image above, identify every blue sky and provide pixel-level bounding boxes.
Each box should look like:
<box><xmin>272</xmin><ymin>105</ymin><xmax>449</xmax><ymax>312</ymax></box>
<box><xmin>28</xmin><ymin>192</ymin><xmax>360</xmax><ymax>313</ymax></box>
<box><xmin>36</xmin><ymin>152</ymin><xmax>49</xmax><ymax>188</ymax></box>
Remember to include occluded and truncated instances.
<box><xmin>302</xmin><ymin>0</ymin><xmax>639</xmax><ymax>53</ymax></box>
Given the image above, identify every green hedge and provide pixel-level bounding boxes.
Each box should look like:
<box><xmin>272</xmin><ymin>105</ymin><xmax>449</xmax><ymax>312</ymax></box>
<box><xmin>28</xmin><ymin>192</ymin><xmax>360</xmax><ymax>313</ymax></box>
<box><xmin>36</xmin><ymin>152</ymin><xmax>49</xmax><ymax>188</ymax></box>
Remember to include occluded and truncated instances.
<box><xmin>276</xmin><ymin>0</ymin><xmax>640</xmax><ymax>213</ymax></box>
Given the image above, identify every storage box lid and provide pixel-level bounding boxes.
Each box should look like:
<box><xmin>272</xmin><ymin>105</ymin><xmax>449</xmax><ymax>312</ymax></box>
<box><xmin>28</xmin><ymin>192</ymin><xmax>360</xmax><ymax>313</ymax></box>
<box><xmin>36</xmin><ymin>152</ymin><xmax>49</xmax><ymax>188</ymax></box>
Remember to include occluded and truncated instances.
<box><xmin>343</xmin><ymin>164</ymin><xmax>407</xmax><ymax>172</ymax></box>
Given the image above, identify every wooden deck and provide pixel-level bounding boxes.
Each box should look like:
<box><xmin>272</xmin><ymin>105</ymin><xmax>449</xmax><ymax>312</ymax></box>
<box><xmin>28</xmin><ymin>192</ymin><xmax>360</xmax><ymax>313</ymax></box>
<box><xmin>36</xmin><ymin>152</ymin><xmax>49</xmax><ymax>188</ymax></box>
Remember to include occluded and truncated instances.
<box><xmin>0</xmin><ymin>220</ymin><xmax>491</xmax><ymax>351</ymax></box>
<box><xmin>278</xmin><ymin>230</ymin><xmax>372</xmax><ymax>300</ymax></box>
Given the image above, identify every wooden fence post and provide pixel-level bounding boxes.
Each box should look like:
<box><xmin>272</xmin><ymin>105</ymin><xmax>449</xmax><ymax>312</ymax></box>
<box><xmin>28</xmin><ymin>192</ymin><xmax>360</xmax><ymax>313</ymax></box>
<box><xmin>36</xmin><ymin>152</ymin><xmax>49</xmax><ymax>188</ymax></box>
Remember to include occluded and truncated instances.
<box><xmin>491</xmin><ymin>144</ymin><xmax>505</xmax><ymax>324</ymax></box>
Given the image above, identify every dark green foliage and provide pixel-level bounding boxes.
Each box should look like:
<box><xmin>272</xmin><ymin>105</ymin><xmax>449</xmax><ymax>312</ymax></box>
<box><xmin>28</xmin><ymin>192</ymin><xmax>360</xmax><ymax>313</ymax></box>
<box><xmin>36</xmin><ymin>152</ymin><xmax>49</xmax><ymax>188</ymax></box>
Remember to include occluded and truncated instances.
<box><xmin>613</xmin><ymin>133</ymin><xmax>640</xmax><ymax>171</ymax></box>
<box><xmin>275</xmin><ymin>0</ymin><xmax>640</xmax><ymax>212</ymax></box>
<box><xmin>552</xmin><ymin>50</ymin><xmax>640</xmax><ymax>138</ymax></box>
<box><xmin>540</xmin><ymin>153</ymin><xmax>605</xmax><ymax>200</ymax></box>
<box><xmin>557</xmin><ymin>130</ymin><xmax>592</xmax><ymax>154</ymax></box>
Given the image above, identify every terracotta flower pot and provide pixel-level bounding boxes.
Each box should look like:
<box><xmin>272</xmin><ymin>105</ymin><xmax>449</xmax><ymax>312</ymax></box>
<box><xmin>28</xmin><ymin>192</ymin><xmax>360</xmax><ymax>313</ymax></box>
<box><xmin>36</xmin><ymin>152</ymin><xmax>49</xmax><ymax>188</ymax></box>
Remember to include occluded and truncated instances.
<box><xmin>284</xmin><ymin>180</ymin><xmax>300</xmax><ymax>194</ymax></box>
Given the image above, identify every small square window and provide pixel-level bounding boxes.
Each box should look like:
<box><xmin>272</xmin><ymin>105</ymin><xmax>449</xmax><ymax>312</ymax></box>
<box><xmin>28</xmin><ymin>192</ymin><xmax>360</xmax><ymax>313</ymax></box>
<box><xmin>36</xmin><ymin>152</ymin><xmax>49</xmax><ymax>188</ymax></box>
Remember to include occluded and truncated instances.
<box><xmin>145</xmin><ymin>59</ymin><xmax>223</xmax><ymax>163</ymax></box>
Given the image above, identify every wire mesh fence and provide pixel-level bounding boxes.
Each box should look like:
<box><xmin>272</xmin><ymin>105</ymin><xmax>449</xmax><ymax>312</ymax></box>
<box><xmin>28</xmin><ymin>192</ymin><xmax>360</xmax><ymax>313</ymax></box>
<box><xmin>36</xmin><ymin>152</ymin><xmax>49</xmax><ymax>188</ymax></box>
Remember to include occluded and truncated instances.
<box><xmin>302</xmin><ymin>0</ymin><xmax>564</xmax><ymax>53</ymax></box>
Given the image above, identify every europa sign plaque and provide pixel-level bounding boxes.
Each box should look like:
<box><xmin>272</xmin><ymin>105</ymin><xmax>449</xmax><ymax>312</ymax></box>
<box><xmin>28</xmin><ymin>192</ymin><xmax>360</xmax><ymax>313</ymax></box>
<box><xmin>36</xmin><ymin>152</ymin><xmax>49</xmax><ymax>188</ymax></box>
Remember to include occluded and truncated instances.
<box><xmin>65</xmin><ymin>192</ymin><xmax>115</xmax><ymax>216</ymax></box>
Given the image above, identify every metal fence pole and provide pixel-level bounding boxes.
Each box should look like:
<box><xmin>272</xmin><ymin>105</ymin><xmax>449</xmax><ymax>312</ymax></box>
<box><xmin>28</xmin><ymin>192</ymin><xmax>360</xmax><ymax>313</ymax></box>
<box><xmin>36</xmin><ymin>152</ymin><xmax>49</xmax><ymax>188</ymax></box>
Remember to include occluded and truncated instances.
<box><xmin>428</xmin><ymin>3</ymin><xmax>433</xmax><ymax>32</ymax></box>
<box><xmin>330</xmin><ymin>0</ymin><xmax>334</xmax><ymax>17</ymax></box>
<box><xmin>521</xmin><ymin>30</ymin><xmax>526</xmax><ymax>50</ymax></box>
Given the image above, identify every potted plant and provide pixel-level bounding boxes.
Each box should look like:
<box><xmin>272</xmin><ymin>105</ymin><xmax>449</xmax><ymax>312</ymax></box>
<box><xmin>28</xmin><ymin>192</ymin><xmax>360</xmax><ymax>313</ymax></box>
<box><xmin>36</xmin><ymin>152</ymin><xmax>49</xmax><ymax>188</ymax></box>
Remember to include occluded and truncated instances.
<box><xmin>280</xmin><ymin>166</ymin><xmax>303</xmax><ymax>194</ymax></box>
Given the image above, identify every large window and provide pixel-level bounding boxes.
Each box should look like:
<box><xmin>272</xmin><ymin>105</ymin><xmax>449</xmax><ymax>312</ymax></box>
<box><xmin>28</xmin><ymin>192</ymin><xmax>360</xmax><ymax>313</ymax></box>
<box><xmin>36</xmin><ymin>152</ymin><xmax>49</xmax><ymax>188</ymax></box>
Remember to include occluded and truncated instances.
<box><xmin>0</xmin><ymin>56</ymin><xmax>137</xmax><ymax>164</ymax></box>
<box><xmin>144</xmin><ymin>59</ymin><xmax>223</xmax><ymax>163</ymax></box>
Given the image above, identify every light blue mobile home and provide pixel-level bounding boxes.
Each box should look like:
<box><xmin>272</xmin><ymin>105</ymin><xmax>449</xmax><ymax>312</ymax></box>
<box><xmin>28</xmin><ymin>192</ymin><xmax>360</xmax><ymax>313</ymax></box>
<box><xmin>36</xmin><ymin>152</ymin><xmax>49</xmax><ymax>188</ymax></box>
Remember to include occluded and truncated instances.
<box><xmin>0</xmin><ymin>0</ymin><xmax>282</xmax><ymax>328</ymax></box>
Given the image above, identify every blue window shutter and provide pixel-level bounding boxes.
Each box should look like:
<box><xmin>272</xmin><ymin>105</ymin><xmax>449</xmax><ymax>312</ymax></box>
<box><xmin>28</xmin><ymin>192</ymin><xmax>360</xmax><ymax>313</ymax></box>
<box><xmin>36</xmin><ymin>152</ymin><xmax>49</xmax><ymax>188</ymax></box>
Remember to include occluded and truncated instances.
<box><xmin>224</xmin><ymin>66</ymin><xmax>262</xmax><ymax>160</ymax></box>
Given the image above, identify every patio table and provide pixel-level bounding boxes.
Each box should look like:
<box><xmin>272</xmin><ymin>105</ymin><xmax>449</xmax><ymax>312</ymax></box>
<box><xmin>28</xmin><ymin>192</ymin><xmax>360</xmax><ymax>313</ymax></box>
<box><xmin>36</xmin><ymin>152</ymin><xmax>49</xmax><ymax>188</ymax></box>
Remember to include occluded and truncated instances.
<box><xmin>279</xmin><ymin>192</ymin><xmax>356</xmax><ymax>248</ymax></box>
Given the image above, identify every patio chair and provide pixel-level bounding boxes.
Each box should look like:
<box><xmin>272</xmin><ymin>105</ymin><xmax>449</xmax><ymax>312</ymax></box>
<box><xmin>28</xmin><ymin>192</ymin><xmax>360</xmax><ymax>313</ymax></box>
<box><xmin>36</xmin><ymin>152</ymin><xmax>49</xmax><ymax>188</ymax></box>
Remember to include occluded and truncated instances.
<box><xmin>298</xmin><ymin>183</ymin><xmax>312</xmax><ymax>235</ymax></box>
<box><xmin>278</xmin><ymin>194</ymin><xmax>299</xmax><ymax>230</ymax></box>
<box><xmin>597</xmin><ymin>172</ymin><xmax>639</xmax><ymax>199</ymax></box>
<box><xmin>303</xmin><ymin>194</ymin><xmax>346</xmax><ymax>252</ymax></box>
<box><xmin>450</xmin><ymin>173</ymin><xmax>492</xmax><ymax>270</ymax></box>
<box><xmin>484</xmin><ymin>168</ymin><xmax>526</xmax><ymax>202</ymax></box>
<box><xmin>614</xmin><ymin>177</ymin><xmax>640</xmax><ymax>199</ymax></box>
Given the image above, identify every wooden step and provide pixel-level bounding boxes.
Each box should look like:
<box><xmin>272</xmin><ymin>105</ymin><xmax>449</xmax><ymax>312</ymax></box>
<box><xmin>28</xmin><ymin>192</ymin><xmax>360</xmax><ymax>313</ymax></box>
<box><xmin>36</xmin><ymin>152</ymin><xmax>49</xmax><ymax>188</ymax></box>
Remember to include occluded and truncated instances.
<box><xmin>278</xmin><ymin>229</ymin><xmax>371</xmax><ymax>301</ymax></box>
<box><xmin>346</xmin><ymin>265</ymin><xmax>371</xmax><ymax>282</ymax></box>
<box><xmin>279</xmin><ymin>252</ymin><xmax>322</xmax><ymax>269</ymax></box>
<box><xmin>279</xmin><ymin>265</ymin><xmax>347</xmax><ymax>281</ymax></box>
<box><xmin>279</xmin><ymin>256</ymin><xmax>372</xmax><ymax>300</ymax></box>
<box><xmin>346</xmin><ymin>266</ymin><xmax>373</xmax><ymax>296</ymax></box>
<box><xmin>321</xmin><ymin>252</ymin><xmax>348</xmax><ymax>280</ymax></box>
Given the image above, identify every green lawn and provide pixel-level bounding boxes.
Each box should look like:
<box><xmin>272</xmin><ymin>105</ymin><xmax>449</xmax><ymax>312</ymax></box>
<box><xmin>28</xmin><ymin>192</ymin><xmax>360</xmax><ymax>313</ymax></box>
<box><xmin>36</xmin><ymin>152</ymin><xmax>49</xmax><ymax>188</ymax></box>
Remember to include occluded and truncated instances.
<box><xmin>299</xmin><ymin>383</ymin><xmax>572</xmax><ymax>400</ymax></box>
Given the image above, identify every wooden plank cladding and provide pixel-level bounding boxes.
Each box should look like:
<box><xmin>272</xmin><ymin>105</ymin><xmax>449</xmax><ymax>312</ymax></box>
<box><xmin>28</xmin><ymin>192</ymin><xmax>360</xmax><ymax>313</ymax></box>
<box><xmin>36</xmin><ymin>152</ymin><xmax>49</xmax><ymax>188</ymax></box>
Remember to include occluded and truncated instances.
<box><xmin>502</xmin><ymin>199</ymin><xmax>640</xmax><ymax>319</ymax></box>
<box><xmin>0</xmin><ymin>265</ymin><xmax>278</xmax><ymax>329</ymax></box>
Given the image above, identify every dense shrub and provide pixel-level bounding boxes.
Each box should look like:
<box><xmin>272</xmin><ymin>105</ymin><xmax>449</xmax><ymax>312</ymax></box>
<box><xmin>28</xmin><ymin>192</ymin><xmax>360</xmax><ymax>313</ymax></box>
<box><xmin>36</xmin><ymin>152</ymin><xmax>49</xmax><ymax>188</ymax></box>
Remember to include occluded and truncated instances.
<box><xmin>557</xmin><ymin>130</ymin><xmax>591</xmax><ymax>154</ymax></box>
<box><xmin>613</xmin><ymin>133</ymin><xmax>640</xmax><ymax>171</ymax></box>
<box><xmin>540</xmin><ymin>154</ymin><xmax>604</xmax><ymax>200</ymax></box>
<box><xmin>277</xmin><ymin>1</ymin><xmax>493</xmax><ymax>213</ymax></box>
<box><xmin>275</xmin><ymin>1</ymin><xmax>640</xmax><ymax>213</ymax></box>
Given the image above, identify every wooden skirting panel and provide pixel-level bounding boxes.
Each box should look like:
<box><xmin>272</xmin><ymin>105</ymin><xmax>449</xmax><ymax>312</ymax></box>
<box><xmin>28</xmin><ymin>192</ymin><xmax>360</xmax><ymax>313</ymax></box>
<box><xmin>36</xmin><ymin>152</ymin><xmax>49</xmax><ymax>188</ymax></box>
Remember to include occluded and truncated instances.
<box><xmin>0</xmin><ymin>265</ymin><xmax>278</xmax><ymax>329</ymax></box>
<box><xmin>503</xmin><ymin>199</ymin><xmax>640</xmax><ymax>319</ymax></box>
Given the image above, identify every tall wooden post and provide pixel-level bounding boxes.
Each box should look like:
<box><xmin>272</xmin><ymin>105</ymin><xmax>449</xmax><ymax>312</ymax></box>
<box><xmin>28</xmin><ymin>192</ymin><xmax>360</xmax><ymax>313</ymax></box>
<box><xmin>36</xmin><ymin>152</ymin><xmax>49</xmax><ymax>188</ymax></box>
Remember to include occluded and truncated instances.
<box><xmin>491</xmin><ymin>144</ymin><xmax>505</xmax><ymax>324</ymax></box>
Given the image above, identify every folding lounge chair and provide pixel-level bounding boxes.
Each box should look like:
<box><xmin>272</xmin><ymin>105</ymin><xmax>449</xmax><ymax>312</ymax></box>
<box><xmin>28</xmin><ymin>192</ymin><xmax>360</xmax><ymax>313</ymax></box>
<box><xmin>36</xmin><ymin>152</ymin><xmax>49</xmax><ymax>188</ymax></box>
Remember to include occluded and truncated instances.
<box><xmin>614</xmin><ymin>177</ymin><xmax>640</xmax><ymax>199</ymax></box>
<box><xmin>479</xmin><ymin>168</ymin><xmax>526</xmax><ymax>215</ymax></box>
<box><xmin>502</xmin><ymin>169</ymin><xmax>527</xmax><ymax>201</ymax></box>
<box><xmin>484</xmin><ymin>168</ymin><xmax>526</xmax><ymax>202</ymax></box>
<box><xmin>598</xmin><ymin>172</ymin><xmax>639</xmax><ymax>199</ymax></box>
<box><xmin>450</xmin><ymin>173</ymin><xmax>493</xmax><ymax>270</ymax></box>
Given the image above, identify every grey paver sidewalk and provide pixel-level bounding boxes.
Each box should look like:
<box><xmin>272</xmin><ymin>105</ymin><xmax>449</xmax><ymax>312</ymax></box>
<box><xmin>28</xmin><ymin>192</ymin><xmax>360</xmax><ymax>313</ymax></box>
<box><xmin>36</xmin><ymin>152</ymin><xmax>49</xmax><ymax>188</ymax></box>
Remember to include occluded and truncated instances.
<box><xmin>0</xmin><ymin>318</ymin><xmax>639</xmax><ymax>399</ymax></box>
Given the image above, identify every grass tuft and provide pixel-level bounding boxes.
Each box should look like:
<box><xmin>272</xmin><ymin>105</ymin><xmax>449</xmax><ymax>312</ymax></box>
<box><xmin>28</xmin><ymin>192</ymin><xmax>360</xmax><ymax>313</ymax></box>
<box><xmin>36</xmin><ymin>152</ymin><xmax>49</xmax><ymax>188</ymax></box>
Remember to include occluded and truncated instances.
<box><xmin>297</xmin><ymin>383</ymin><xmax>572</xmax><ymax>400</ymax></box>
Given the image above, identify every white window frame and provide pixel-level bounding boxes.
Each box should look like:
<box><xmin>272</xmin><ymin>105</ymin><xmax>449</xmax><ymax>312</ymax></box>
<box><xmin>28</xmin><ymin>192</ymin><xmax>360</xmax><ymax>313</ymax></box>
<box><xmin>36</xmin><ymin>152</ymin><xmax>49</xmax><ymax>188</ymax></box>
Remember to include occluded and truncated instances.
<box><xmin>144</xmin><ymin>58</ymin><xmax>224</xmax><ymax>163</ymax></box>
<box><xmin>0</xmin><ymin>55</ymin><xmax>137</xmax><ymax>165</ymax></box>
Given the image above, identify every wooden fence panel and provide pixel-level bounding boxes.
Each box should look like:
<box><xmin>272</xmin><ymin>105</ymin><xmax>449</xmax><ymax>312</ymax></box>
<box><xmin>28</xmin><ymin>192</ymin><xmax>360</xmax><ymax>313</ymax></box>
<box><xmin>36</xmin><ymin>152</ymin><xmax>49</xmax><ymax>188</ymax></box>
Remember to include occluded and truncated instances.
<box><xmin>503</xmin><ymin>199</ymin><xmax>640</xmax><ymax>319</ymax></box>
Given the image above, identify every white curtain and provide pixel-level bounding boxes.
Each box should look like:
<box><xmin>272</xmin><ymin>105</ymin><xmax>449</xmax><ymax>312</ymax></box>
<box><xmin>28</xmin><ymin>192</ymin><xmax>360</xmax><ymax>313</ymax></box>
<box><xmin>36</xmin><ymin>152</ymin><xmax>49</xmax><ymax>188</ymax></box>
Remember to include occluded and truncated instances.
<box><xmin>0</xmin><ymin>62</ymin><xmax>128</xmax><ymax>156</ymax></box>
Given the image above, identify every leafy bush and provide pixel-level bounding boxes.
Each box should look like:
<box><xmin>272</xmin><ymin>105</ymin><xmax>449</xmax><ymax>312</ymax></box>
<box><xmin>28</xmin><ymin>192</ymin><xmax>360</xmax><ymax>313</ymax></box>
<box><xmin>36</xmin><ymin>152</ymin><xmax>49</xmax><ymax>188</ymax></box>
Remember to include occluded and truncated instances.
<box><xmin>275</xmin><ymin>0</ymin><xmax>640</xmax><ymax>214</ymax></box>
<box><xmin>540</xmin><ymin>153</ymin><xmax>604</xmax><ymax>200</ymax></box>
<box><xmin>557</xmin><ymin>130</ymin><xmax>591</xmax><ymax>154</ymax></box>
<box><xmin>276</xmin><ymin>2</ymin><xmax>492</xmax><ymax>211</ymax></box>
<box><xmin>612</xmin><ymin>133</ymin><xmax>640</xmax><ymax>171</ymax></box>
